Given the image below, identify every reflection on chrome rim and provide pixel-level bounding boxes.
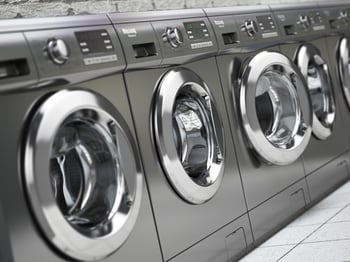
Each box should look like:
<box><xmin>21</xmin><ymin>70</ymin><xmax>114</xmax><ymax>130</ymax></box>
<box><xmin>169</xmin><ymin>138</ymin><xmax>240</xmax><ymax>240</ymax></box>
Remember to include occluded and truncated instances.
<box><xmin>153</xmin><ymin>68</ymin><xmax>224</xmax><ymax>204</ymax></box>
<box><xmin>297</xmin><ymin>44</ymin><xmax>335</xmax><ymax>140</ymax></box>
<box><xmin>338</xmin><ymin>37</ymin><xmax>350</xmax><ymax>110</ymax></box>
<box><xmin>240</xmin><ymin>51</ymin><xmax>312</xmax><ymax>165</ymax></box>
<box><xmin>23</xmin><ymin>89</ymin><xmax>142</xmax><ymax>261</ymax></box>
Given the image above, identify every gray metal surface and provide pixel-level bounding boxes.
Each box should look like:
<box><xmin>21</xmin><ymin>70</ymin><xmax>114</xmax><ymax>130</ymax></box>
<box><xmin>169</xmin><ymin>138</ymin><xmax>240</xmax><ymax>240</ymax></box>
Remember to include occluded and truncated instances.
<box><xmin>204</xmin><ymin>5</ymin><xmax>270</xmax><ymax>16</ymax></box>
<box><xmin>216</xmin><ymin>51</ymin><xmax>307</xmax><ymax>210</ymax></box>
<box><xmin>280</xmin><ymin>40</ymin><xmax>349</xmax><ymax>175</ymax></box>
<box><xmin>168</xmin><ymin>215</ymin><xmax>253</xmax><ymax>262</ymax></box>
<box><xmin>249</xmin><ymin>179</ymin><xmax>309</xmax><ymax>244</ymax></box>
<box><xmin>326</xmin><ymin>35</ymin><xmax>350</xmax><ymax>155</ymax></box>
<box><xmin>0</xmin><ymin>22</ymin><xmax>163</xmax><ymax>262</ymax></box>
<box><xmin>306</xmin><ymin>152</ymin><xmax>350</xmax><ymax>203</ymax></box>
<box><xmin>275</xmin><ymin>5</ymin><xmax>350</xmax><ymax>216</ymax></box>
<box><xmin>124</xmin><ymin>57</ymin><xmax>250</xmax><ymax>260</ymax></box>
<box><xmin>117</xmin><ymin>12</ymin><xmax>251</xmax><ymax>260</ymax></box>
<box><xmin>0</xmin><ymin>15</ymin><xmax>110</xmax><ymax>33</ymax></box>
<box><xmin>210</xmin><ymin>6</ymin><xmax>314</xmax><ymax>247</ymax></box>
<box><xmin>109</xmin><ymin>9</ymin><xmax>205</xmax><ymax>23</ymax></box>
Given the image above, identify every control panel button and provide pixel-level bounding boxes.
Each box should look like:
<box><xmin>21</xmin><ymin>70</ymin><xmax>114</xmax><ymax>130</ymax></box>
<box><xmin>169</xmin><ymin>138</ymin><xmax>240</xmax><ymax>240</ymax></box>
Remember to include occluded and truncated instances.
<box><xmin>46</xmin><ymin>38</ymin><xmax>69</xmax><ymax>65</ymax></box>
<box><xmin>162</xmin><ymin>27</ymin><xmax>183</xmax><ymax>48</ymax></box>
<box><xmin>241</xmin><ymin>20</ymin><xmax>258</xmax><ymax>37</ymax></box>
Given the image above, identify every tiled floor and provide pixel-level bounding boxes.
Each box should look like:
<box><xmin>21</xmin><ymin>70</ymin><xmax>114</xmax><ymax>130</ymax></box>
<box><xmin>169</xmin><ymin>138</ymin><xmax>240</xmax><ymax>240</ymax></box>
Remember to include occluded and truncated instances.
<box><xmin>241</xmin><ymin>181</ymin><xmax>350</xmax><ymax>262</ymax></box>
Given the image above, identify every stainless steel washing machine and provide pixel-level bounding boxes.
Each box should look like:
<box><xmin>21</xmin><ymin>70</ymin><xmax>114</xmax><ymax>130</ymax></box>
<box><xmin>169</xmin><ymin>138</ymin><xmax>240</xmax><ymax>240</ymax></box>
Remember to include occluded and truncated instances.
<box><xmin>109</xmin><ymin>9</ymin><xmax>253</xmax><ymax>262</ymax></box>
<box><xmin>0</xmin><ymin>16</ymin><xmax>162</xmax><ymax>262</ymax></box>
<box><xmin>273</xmin><ymin>3</ymin><xmax>350</xmax><ymax>203</ymax></box>
<box><xmin>321</xmin><ymin>2</ymin><xmax>350</xmax><ymax>148</ymax></box>
<box><xmin>206</xmin><ymin>6</ymin><xmax>312</xmax><ymax>245</ymax></box>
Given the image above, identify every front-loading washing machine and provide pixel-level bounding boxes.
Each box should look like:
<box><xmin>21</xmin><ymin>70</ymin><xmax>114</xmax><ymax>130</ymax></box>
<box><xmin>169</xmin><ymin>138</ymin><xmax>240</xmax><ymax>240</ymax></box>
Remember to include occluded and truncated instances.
<box><xmin>273</xmin><ymin>3</ymin><xmax>350</xmax><ymax>203</ymax></box>
<box><xmin>0</xmin><ymin>16</ymin><xmax>163</xmax><ymax>262</ymax></box>
<box><xmin>109</xmin><ymin>9</ymin><xmax>253</xmax><ymax>262</ymax></box>
<box><xmin>321</xmin><ymin>2</ymin><xmax>350</xmax><ymax>148</ymax></box>
<box><xmin>206</xmin><ymin>6</ymin><xmax>312</xmax><ymax>245</ymax></box>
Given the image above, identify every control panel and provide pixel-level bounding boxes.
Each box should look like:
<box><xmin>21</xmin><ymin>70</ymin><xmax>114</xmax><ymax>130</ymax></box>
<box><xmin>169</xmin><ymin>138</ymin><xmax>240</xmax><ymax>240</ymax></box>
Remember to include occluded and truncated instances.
<box><xmin>207</xmin><ymin>11</ymin><xmax>280</xmax><ymax>52</ymax></box>
<box><xmin>152</xmin><ymin>18</ymin><xmax>218</xmax><ymax>64</ymax></box>
<box><xmin>24</xmin><ymin>25</ymin><xmax>125</xmax><ymax>81</ymax></box>
<box><xmin>236</xmin><ymin>14</ymin><xmax>279</xmax><ymax>42</ymax></box>
<box><xmin>272</xmin><ymin>8</ymin><xmax>327</xmax><ymax>37</ymax></box>
<box><xmin>155</xmin><ymin>19</ymin><xmax>216</xmax><ymax>51</ymax></box>
<box><xmin>322</xmin><ymin>7</ymin><xmax>350</xmax><ymax>31</ymax></box>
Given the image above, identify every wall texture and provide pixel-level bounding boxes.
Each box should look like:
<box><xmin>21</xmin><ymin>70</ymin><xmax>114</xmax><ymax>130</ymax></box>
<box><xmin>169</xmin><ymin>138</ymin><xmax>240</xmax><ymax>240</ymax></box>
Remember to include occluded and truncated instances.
<box><xmin>0</xmin><ymin>0</ymin><xmax>348</xmax><ymax>19</ymax></box>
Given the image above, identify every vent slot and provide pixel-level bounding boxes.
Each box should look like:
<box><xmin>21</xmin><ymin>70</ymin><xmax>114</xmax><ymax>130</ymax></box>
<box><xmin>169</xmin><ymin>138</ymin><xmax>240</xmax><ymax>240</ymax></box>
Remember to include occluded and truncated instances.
<box><xmin>222</xmin><ymin>32</ymin><xmax>239</xmax><ymax>45</ymax></box>
<box><xmin>132</xmin><ymin>42</ymin><xmax>157</xmax><ymax>58</ymax></box>
<box><xmin>0</xmin><ymin>59</ymin><xmax>29</xmax><ymax>80</ymax></box>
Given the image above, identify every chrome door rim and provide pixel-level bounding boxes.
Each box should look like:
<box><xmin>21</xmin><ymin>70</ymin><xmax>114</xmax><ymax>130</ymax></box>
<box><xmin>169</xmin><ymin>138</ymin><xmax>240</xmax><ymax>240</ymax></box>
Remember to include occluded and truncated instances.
<box><xmin>153</xmin><ymin>68</ymin><xmax>224</xmax><ymax>205</ymax></box>
<box><xmin>23</xmin><ymin>89</ymin><xmax>143</xmax><ymax>261</ymax></box>
<box><xmin>338</xmin><ymin>37</ymin><xmax>350</xmax><ymax>109</ymax></box>
<box><xmin>296</xmin><ymin>43</ymin><xmax>336</xmax><ymax>140</ymax></box>
<box><xmin>239</xmin><ymin>51</ymin><xmax>312</xmax><ymax>165</ymax></box>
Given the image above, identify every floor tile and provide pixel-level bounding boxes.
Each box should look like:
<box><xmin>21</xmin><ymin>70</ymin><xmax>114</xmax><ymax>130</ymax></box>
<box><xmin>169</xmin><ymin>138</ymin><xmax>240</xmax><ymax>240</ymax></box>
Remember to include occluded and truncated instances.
<box><xmin>329</xmin><ymin>206</ymin><xmax>350</xmax><ymax>223</ymax></box>
<box><xmin>279</xmin><ymin>240</ymin><xmax>350</xmax><ymax>262</ymax></box>
<box><xmin>331</xmin><ymin>181</ymin><xmax>350</xmax><ymax>196</ymax></box>
<box><xmin>288</xmin><ymin>207</ymin><xmax>340</xmax><ymax>227</ymax></box>
<box><xmin>304</xmin><ymin>221</ymin><xmax>350</xmax><ymax>243</ymax></box>
<box><xmin>260</xmin><ymin>225</ymin><xmax>319</xmax><ymax>247</ymax></box>
<box><xmin>310</xmin><ymin>192</ymin><xmax>350</xmax><ymax>210</ymax></box>
<box><xmin>240</xmin><ymin>245</ymin><xmax>293</xmax><ymax>262</ymax></box>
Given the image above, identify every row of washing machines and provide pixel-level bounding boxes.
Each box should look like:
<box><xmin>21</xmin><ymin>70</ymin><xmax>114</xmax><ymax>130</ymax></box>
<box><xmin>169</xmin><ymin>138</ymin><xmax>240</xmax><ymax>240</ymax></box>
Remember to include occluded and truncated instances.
<box><xmin>1</xmin><ymin>2</ymin><xmax>350</xmax><ymax>262</ymax></box>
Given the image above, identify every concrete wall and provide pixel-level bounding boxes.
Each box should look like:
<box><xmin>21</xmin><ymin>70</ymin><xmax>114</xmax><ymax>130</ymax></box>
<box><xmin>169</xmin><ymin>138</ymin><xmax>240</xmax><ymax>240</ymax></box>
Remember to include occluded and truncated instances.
<box><xmin>0</xmin><ymin>0</ymin><xmax>348</xmax><ymax>19</ymax></box>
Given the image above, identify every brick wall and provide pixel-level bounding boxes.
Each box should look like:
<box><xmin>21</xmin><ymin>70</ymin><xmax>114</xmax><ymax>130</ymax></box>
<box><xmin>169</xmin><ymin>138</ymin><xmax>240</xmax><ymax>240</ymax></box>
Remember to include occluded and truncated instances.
<box><xmin>0</xmin><ymin>0</ymin><xmax>348</xmax><ymax>19</ymax></box>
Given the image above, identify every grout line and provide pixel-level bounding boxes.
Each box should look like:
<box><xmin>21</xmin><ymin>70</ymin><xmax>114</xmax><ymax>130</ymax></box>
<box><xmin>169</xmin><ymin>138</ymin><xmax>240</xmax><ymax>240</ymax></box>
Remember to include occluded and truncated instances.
<box><xmin>276</xmin><ymin>203</ymin><xmax>350</xmax><ymax>261</ymax></box>
<box><xmin>302</xmin><ymin>238</ymin><xmax>350</xmax><ymax>244</ymax></box>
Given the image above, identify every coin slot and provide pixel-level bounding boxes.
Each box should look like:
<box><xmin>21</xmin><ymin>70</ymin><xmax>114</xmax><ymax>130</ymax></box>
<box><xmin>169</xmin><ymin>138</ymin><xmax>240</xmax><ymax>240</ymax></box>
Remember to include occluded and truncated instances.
<box><xmin>132</xmin><ymin>42</ymin><xmax>157</xmax><ymax>58</ymax></box>
<box><xmin>0</xmin><ymin>59</ymin><xmax>29</xmax><ymax>80</ymax></box>
<box><xmin>222</xmin><ymin>32</ymin><xmax>239</xmax><ymax>45</ymax></box>
<box><xmin>284</xmin><ymin>25</ymin><xmax>297</xmax><ymax>35</ymax></box>
<box><xmin>329</xmin><ymin>19</ymin><xmax>338</xmax><ymax>29</ymax></box>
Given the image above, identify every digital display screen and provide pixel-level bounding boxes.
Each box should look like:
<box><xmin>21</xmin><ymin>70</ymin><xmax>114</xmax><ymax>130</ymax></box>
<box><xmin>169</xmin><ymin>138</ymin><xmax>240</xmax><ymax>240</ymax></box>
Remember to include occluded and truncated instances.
<box><xmin>75</xmin><ymin>30</ymin><xmax>114</xmax><ymax>55</ymax></box>
<box><xmin>183</xmin><ymin>21</ymin><xmax>210</xmax><ymax>40</ymax></box>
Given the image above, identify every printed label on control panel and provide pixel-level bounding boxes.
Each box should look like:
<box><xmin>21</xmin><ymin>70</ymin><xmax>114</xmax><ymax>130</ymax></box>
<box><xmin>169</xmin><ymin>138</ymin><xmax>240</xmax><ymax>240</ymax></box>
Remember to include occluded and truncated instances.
<box><xmin>277</xmin><ymin>14</ymin><xmax>286</xmax><ymax>22</ymax></box>
<box><xmin>190</xmin><ymin>41</ymin><xmax>213</xmax><ymax>49</ymax></box>
<box><xmin>122</xmin><ymin>28</ymin><xmax>137</xmax><ymax>37</ymax></box>
<box><xmin>262</xmin><ymin>32</ymin><xmax>279</xmax><ymax>39</ymax></box>
<box><xmin>214</xmin><ymin>20</ymin><xmax>225</xmax><ymax>28</ymax></box>
<box><xmin>83</xmin><ymin>54</ymin><xmax>118</xmax><ymax>65</ymax></box>
<box><xmin>313</xmin><ymin>25</ymin><xmax>326</xmax><ymax>31</ymax></box>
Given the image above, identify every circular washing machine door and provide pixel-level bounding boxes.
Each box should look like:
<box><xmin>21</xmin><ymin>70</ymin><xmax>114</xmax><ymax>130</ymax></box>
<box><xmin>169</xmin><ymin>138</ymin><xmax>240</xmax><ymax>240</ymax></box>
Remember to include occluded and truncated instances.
<box><xmin>240</xmin><ymin>51</ymin><xmax>312</xmax><ymax>165</ymax></box>
<box><xmin>338</xmin><ymin>37</ymin><xmax>350</xmax><ymax>109</ymax></box>
<box><xmin>296</xmin><ymin>43</ymin><xmax>336</xmax><ymax>140</ymax></box>
<box><xmin>23</xmin><ymin>89</ymin><xmax>142</xmax><ymax>261</ymax></box>
<box><xmin>153</xmin><ymin>68</ymin><xmax>224</xmax><ymax>205</ymax></box>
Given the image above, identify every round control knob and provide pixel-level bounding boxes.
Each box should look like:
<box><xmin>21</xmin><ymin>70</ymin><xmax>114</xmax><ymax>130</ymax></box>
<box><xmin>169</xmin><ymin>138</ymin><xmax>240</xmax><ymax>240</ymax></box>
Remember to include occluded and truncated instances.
<box><xmin>241</xmin><ymin>20</ymin><xmax>258</xmax><ymax>37</ymax></box>
<box><xmin>298</xmin><ymin>15</ymin><xmax>310</xmax><ymax>29</ymax></box>
<box><xmin>46</xmin><ymin>39</ymin><xmax>69</xmax><ymax>65</ymax></box>
<box><xmin>162</xmin><ymin>27</ymin><xmax>183</xmax><ymax>48</ymax></box>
